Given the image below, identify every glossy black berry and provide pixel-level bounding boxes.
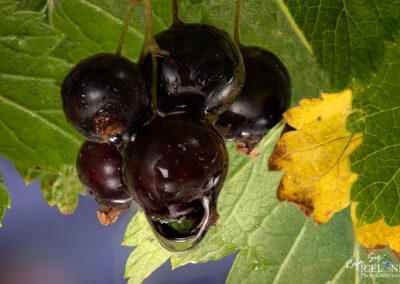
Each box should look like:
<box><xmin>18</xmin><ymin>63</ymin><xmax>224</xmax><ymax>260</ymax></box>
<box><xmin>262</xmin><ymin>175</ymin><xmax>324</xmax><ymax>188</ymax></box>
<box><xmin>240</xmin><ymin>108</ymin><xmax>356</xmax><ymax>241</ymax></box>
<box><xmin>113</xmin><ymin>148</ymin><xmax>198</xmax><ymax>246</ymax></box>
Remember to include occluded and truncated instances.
<box><xmin>215</xmin><ymin>46</ymin><xmax>291</xmax><ymax>141</ymax></box>
<box><xmin>123</xmin><ymin>113</ymin><xmax>228</xmax><ymax>251</ymax></box>
<box><xmin>77</xmin><ymin>141</ymin><xmax>131</xmax><ymax>208</ymax></box>
<box><xmin>141</xmin><ymin>23</ymin><xmax>245</xmax><ymax>117</ymax></box>
<box><xmin>62</xmin><ymin>53</ymin><xmax>151</xmax><ymax>143</ymax></box>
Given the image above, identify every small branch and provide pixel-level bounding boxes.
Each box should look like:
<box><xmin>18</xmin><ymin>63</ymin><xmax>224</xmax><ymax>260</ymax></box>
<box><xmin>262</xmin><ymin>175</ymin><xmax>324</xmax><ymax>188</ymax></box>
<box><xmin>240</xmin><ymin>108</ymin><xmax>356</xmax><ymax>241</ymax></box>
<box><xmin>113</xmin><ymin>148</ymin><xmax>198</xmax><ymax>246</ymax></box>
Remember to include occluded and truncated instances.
<box><xmin>234</xmin><ymin>0</ymin><xmax>243</xmax><ymax>45</ymax></box>
<box><xmin>116</xmin><ymin>1</ymin><xmax>141</xmax><ymax>56</ymax></box>
<box><xmin>172</xmin><ymin>0</ymin><xmax>182</xmax><ymax>25</ymax></box>
<box><xmin>141</xmin><ymin>0</ymin><xmax>169</xmax><ymax>117</ymax></box>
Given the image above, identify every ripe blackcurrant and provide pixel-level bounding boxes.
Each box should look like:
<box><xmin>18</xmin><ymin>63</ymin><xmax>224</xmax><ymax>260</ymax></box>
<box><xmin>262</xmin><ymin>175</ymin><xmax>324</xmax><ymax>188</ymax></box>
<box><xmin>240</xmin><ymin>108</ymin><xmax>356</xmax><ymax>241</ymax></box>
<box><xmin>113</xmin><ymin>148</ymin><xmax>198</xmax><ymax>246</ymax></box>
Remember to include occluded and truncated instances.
<box><xmin>62</xmin><ymin>53</ymin><xmax>151</xmax><ymax>143</ymax></box>
<box><xmin>140</xmin><ymin>22</ymin><xmax>245</xmax><ymax>117</ymax></box>
<box><xmin>77</xmin><ymin>141</ymin><xmax>132</xmax><ymax>225</ymax></box>
<box><xmin>123</xmin><ymin>113</ymin><xmax>228</xmax><ymax>251</ymax></box>
<box><xmin>215</xmin><ymin>46</ymin><xmax>291</xmax><ymax>142</ymax></box>
<box><xmin>214</xmin><ymin>0</ymin><xmax>291</xmax><ymax>146</ymax></box>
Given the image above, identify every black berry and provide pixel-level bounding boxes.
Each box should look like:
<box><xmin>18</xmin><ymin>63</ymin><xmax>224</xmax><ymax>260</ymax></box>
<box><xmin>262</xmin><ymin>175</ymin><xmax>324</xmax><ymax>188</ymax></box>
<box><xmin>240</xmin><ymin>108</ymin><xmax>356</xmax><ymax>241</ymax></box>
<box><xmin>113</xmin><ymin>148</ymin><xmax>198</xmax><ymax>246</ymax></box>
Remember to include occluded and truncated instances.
<box><xmin>140</xmin><ymin>23</ymin><xmax>245</xmax><ymax>117</ymax></box>
<box><xmin>62</xmin><ymin>53</ymin><xmax>151</xmax><ymax>143</ymax></box>
<box><xmin>123</xmin><ymin>113</ymin><xmax>228</xmax><ymax>251</ymax></box>
<box><xmin>77</xmin><ymin>141</ymin><xmax>131</xmax><ymax>208</ymax></box>
<box><xmin>215</xmin><ymin>46</ymin><xmax>291</xmax><ymax>141</ymax></box>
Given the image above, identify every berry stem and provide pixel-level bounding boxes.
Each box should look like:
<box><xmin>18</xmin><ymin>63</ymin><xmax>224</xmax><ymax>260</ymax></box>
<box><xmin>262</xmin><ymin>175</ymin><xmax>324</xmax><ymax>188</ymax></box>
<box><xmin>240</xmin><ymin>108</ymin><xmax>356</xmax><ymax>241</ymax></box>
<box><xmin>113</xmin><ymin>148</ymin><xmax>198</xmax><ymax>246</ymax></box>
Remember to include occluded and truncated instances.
<box><xmin>142</xmin><ymin>0</ymin><xmax>164</xmax><ymax>56</ymax></box>
<box><xmin>116</xmin><ymin>0</ymin><xmax>141</xmax><ymax>56</ymax></box>
<box><xmin>172</xmin><ymin>0</ymin><xmax>182</xmax><ymax>25</ymax></box>
<box><xmin>234</xmin><ymin>0</ymin><xmax>243</xmax><ymax>45</ymax></box>
<box><xmin>141</xmin><ymin>0</ymin><xmax>168</xmax><ymax>117</ymax></box>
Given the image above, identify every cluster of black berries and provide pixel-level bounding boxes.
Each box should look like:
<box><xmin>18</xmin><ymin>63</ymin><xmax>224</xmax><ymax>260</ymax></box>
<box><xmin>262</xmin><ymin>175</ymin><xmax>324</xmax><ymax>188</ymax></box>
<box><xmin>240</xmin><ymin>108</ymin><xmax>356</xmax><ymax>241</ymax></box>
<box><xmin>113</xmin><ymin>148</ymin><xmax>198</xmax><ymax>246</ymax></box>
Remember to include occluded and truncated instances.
<box><xmin>61</xmin><ymin>1</ymin><xmax>291</xmax><ymax>252</ymax></box>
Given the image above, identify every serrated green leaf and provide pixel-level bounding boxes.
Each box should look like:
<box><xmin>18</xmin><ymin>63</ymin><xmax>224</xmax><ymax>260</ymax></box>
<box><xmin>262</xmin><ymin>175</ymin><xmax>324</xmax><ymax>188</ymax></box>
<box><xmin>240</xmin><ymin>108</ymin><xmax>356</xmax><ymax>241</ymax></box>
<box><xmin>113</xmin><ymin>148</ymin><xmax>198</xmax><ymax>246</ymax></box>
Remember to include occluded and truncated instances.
<box><xmin>123</xmin><ymin>212</ymin><xmax>170</xmax><ymax>284</ymax></box>
<box><xmin>285</xmin><ymin>0</ymin><xmax>400</xmax><ymax>90</ymax></box>
<box><xmin>0</xmin><ymin>1</ymin><xmax>83</xmax><ymax>174</ymax></box>
<box><xmin>328</xmin><ymin>240</ymin><xmax>400</xmax><ymax>284</ymax></box>
<box><xmin>224</xmin><ymin>209</ymin><xmax>350</xmax><ymax>284</ymax></box>
<box><xmin>0</xmin><ymin>170</ymin><xmax>10</xmax><ymax>226</ymax></box>
<box><xmin>348</xmin><ymin>32</ymin><xmax>400</xmax><ymax>227</ymax></box>
<box><xmin>39</xmin><ymin>165</ymin><xmax>85</xmax><ymax>214</ymax></box>
<box><xmin>16</xmin><ymin>165</ymin><xmax>43</xmax><ymax>184</ymax></box>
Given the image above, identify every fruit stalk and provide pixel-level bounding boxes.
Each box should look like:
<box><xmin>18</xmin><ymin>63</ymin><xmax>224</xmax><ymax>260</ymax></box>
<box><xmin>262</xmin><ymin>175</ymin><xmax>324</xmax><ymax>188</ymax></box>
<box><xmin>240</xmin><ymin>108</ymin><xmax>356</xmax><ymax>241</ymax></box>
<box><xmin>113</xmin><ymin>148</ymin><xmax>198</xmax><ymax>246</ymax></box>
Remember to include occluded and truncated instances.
<box><xmin>142</xmin><ymin>0</ymin><xmax>167</xmax><ymax>116</ymax></box>
<box><xmin>116</xmin><ymin>0</ymin><xmax>141</xmax><ymax>56</ymax></box>
<box><xmin>172</xmin><ymin>0</ymin><xmax>182</xmax><ymax>25</ymax></box>
<box><xmin>234</xmin><ymin>0</ymin><xmax>242</xmax><ymax>45</ymax></box>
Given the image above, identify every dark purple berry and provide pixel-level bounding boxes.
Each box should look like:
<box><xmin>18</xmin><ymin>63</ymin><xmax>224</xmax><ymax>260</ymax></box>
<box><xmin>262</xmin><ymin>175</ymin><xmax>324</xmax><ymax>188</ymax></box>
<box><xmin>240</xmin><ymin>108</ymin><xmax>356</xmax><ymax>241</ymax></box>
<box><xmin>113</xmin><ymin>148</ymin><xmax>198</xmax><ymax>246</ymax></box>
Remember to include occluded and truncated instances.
<box><xmin>62</xmin><ymin>53</ymin><xmax>151</xmax><ymax>143</ymax></box>
<box><xmin>123</xmin><ymin>113</ymin><xmax>228</xmax><ymax>251</ymax></box>
<box><xmin>141</xmin><ymin>23</ymin><xmax>244</xmax><ymax>117</ymax></box>
<box><xmin>215</xmin><ymin>46</ymin><xmax>291</xmax><ymax>141</ymax></box>
<box><xmin>77</xmin><ymin>141</ymin><xmax>131</xmax><ymax>208</ymax></box>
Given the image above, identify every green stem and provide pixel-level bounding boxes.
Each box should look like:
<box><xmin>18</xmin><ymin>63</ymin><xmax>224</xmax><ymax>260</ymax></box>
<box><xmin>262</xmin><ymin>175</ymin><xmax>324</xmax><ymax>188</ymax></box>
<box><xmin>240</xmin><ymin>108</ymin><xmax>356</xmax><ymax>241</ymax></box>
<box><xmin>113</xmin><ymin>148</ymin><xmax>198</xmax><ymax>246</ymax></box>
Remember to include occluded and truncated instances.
<box><xmin>142</xmin><ymin>0</ymin><xmax>166</xmax><ymax>117</ymax></box>
<box><xmin>172</xmin><ymin>0</ymin><xmax>182</xmax><ymax>25</ymax></box>
<box><xmin>234</xmin><ymin>0</ymin><xmax>242</xmax><ymax>45</ymax></box>
<box><xmin>116</xmin><ymin>1</ymin><xmax>140</xmax><ymax>56</ymax></box>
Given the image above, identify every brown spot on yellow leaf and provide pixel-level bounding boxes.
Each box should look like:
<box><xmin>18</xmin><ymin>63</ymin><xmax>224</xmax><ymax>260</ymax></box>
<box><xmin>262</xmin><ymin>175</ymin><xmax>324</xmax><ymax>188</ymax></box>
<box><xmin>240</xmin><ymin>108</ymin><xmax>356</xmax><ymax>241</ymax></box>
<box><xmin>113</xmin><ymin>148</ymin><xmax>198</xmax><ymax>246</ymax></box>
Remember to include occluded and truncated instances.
<box><xmin>269</xmin><ymin>90</ymin><xmax>363</xmax><ymax>224</ymax></box>
<box><xmin>288</xmin><ymin>200</ymin><xmax>314</xmax><ymax>217</ymax></box>
<box><xmin>268</xmin><ymin>143</ymin><xmax>290</xmax><ymax>171</ymax></box>
<box><xmin>277</xmin><ymin>181</ymin><xmax>314</xmax><ymax>216</ymax></box>
<box><xmin>352</xmin><ymin>204</ymin><xmax>400</xmax><ymax>259</ymax></box>
<box><xmin>365</xmin><ymin>245</ymin><xmax>387</xmax><ymax>255</ymax></box>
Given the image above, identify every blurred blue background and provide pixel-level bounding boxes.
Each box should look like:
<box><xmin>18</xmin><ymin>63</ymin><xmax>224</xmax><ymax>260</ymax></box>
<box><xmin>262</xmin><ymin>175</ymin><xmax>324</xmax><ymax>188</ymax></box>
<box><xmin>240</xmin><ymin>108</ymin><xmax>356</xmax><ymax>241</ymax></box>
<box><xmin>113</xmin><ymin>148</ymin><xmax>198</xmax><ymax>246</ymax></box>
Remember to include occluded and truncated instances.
<box><xmin>0</xmin><ymin>157</ymin><xmax>236</xmax><ymax>284</ymax></box>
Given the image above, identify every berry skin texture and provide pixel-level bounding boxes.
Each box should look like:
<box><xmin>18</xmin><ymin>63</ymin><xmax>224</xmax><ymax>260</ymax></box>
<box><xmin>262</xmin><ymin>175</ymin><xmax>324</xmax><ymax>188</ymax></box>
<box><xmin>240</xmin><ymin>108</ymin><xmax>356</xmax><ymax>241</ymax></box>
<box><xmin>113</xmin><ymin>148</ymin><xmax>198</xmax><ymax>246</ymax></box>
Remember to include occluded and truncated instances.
<box><xmin>62</xmin><ymin>53</ymin><xmax>150</xmax><ymax>143</ymax></box>
<box><xmin>76</xmin><ymin>141</ymin><xmax>131</xmax><ymax>208</ymax></box>
<box><xmin>141</xmin><ymin>23</ymin><xmax>245</xmax><ymax>117</ymax></box>
<box><xmin>123</xmin><ymin>113</ymin><xmax>228</xmax><ymax>251</ymax></box>
<box><xmin>215</xmin><ymin>46</ymin><xmax>291</xmax><ymax>141</ymax></box>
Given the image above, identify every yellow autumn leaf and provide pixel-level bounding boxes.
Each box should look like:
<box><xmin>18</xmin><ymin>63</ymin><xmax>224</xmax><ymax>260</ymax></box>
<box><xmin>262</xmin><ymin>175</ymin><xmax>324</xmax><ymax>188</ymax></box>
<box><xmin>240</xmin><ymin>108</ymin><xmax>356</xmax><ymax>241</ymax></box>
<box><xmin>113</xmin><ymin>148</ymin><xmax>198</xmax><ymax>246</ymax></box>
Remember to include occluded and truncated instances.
<box><xmin>352</xmin><ymin>204</ymin><xmax>400</xmax><ymax>258</ymax></box>
<box><xmin>269</xmin><ymin>89</ymin><xmax>363</xmax><ymax>224</ymax></box>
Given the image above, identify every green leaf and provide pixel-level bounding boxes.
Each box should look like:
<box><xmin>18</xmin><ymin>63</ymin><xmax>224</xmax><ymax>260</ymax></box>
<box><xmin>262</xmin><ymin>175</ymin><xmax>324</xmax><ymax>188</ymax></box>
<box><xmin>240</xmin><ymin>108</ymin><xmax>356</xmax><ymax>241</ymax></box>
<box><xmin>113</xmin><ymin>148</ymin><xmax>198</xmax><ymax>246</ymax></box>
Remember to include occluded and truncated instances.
<box><xmin>16</xmin><ymin>165</ymin><xmax>43</xmax><ymax>184</ymax></box>
<box><xmin>123</xmin><ymin>212</ymin><xmax>170</xmax><ymax>284</ymax></box>
<box><xmin>348</xmin><ymin>32</ymin><xmax>400</xmax><ymax>227</ymax></box>
<box><xmin>15</xmin><ymin>0</ymin><xmax>47</xmax><ymax>12</ymax></box>
<box><xmin>39</xmin><ymin>165</ymin><xmax>85</xmax><ymax>214</ymax></box>
<box><xmin>0</xmin><ymin>1</ymin><xmax>83</xmax><ymax>174</ymax></box>
<box><xmin>223</xmin><ymin>209</ymin><xmax>400</xmax><ymax>284</ymax></box>
<box><xmin>0</xmin><ymin>170</ymin><xmax>10</xmax><ymax>226</ymax></box>
<box><xmin>328</xmin><ymin>240</ymin><xmax>400</xmax><ymax>284</ymax></box>
<box><xmin>285</xmin><ymin>0</ymin><xmax>400</xmax><ymax>90</ymax></box>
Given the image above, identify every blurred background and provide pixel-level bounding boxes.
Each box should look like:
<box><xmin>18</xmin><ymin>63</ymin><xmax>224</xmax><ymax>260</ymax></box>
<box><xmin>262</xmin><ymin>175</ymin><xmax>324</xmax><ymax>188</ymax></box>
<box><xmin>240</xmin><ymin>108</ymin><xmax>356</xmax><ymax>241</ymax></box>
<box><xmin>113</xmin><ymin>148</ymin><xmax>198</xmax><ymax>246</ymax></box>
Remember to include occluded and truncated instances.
<box><xmin>0</xmin><ymin>157</ymin><xmax>236</xmax><ymax>284</ymax></box>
